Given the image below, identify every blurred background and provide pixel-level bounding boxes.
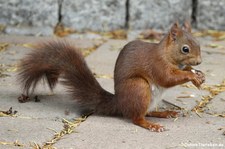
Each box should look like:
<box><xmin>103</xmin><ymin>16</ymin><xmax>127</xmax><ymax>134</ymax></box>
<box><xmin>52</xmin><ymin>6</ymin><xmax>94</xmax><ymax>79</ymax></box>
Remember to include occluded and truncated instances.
<box><xmin>0</xmin><ymin>0</ymin><xmax>224</xmax><ymax>37</ymax></box>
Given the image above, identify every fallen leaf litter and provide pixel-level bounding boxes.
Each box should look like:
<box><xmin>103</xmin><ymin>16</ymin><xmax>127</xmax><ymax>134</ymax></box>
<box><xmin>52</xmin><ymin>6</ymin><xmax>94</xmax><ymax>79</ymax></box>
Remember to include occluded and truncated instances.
<box><xmin>181</xmin><ymin>79</ymin><xmax>225</xmax><ymax>117</ymax></box>
<box><xmin>0</xmin><ymin>114</ymin><xmax>90</xmax><ymax>148</ymax></box>
<box><xmin>41</xmin><ymin>115</ymin><xmax>90</xmax><ymax>148</ymax></box>
<box><xmin>0</xmin><ymin>107</ymin><xmax>17</xmax><ymax>117</ymax></box>
<box><xmin>0</xmin><ymin>140</ymin><xmax>25</xmax><ymax>147</ymax></box>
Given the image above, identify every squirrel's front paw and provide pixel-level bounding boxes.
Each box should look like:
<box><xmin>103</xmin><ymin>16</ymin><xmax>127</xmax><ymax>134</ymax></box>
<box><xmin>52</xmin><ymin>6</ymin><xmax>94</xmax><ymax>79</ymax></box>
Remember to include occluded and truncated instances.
<box><xmin>191</xmin><ymin>69</ymin><xmax>205</xmax><ymax>88</ymax></box>
<box><xmin>194</xmin><ymin>69</ymin><xmax>205</xmax><ymax>83</ymax></box>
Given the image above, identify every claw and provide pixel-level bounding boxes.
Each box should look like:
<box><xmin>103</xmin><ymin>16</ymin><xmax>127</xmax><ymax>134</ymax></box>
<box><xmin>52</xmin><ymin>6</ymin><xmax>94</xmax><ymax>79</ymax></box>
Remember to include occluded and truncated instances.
<box><xmin>166</xmin><ymin>111</ymin><xmax>179</xmax><ymax>118</ymax></box>
<box><xmin>149</xmin><ymin>125</ymin><xmax>165</xmax><ymax>132</ymax></box>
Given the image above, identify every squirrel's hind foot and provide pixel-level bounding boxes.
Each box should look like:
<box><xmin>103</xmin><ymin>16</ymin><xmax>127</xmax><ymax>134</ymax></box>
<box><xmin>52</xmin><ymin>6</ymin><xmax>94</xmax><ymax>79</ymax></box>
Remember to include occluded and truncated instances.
<box><xmin>133</xmin><ymin>117</ymin><xmax>165</xmax><ymax>132</ymax></box>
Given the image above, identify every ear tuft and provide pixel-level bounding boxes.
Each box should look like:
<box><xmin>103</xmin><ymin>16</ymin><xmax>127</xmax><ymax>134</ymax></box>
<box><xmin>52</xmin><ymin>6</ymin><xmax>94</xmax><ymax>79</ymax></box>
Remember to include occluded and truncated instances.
<box><xmin>183</xmin><ymin>20</ymin><xmax>192</xmax><ymax>33</ymax></box>
<box><xmin>170</xmin><ymin>22</ymin><xmax>180</xmax><ymax>41</ymax></box>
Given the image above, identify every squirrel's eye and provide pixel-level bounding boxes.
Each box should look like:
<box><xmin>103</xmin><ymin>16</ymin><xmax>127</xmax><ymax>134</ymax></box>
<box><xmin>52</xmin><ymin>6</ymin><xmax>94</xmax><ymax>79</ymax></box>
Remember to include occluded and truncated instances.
<box><xmin>181</xmin><ymin>45</ymin><xmax>190</xmax><ymax>54</ymax></box>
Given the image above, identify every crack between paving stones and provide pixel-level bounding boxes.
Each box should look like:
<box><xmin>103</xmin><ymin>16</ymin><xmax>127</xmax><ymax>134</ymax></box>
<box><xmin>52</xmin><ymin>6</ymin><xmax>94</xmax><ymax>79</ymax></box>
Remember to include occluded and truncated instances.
<box><xmin>125</xmin><ymin>0</ymin><xmax>130</xmax><ymax>29</ymax></box>
<box><xmin>181</xmin><ymin>79</ymin><xmax>225</xmax><ymax>117</ymax></box>
<box><xmin>39</xmin><ymin>113</ymin><xmax>92</xmax><ymax>148</ymax></box>
<box><xmin>57</xmin><ymin>0</ymin><xmax>63</xmax><ymax>24</ymax></box>
<box><xmin>0</xmin><ymin>115</ymin><xmax>91</xmax><ymax>148</ymax></box>
<box><xmin>191</xmin><ymin>0</ymin><xmax>198</xmax><ymax>28</ymax></box>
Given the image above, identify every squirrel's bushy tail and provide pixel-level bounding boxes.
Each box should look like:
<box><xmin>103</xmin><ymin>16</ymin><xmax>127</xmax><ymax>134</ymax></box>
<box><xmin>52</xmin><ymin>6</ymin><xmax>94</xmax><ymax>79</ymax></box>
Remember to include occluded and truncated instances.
<box><xmin>18</xmin><ymin>41</ymin><xmax>118</xmax><ymax>115</ymax></box>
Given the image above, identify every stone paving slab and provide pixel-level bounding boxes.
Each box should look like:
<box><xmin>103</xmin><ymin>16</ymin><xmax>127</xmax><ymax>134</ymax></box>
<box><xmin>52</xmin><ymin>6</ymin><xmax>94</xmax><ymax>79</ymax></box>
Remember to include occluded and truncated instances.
<box><xmin>86</xmin><ymin>39</ymin><xmax>126</xmax><ymax>75</ymax></box>
<box><xmin>1</xmin><ymin>117</ymin><xmax>62</xmax><ymax>147</ymax></box>
<box><xmin>0</xmin><ymin>36</ymin><xmax>106</xmax><ymax>148</ymax></box>
<box><xmin>54</xmin><ymin>115</ymin><xmax>224</xmax><ymax>149</ymax></box>
<box><xmin>0</xmin><ymin>74</ymin><xmax>78</xmax><ymax>120</ymax></box>
<box><xmin>0</xmin><ymin>36</ymin><xmax>225</xmax><ymax>149</ymax></box>
<box><xmin>56</xmin><ymin>39</ymin><xmax>225</xmax><ymax>148</ymax></box>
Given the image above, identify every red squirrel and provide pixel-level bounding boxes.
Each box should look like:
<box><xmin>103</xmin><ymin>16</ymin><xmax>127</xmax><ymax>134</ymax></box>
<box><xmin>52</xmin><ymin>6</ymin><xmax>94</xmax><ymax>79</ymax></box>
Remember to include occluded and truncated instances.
<box><xmin>18</xmin><ymin>22</ymin><xmax>205</xmax><ymax>132</ymax></box>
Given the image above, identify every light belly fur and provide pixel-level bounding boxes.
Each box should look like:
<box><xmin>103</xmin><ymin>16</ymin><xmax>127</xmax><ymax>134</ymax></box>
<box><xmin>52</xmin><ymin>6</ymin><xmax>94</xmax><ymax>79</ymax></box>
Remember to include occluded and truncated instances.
<box><xmin>148</xmin><ymin>84</ymin><xmax>165</xmax><ymax>112</ymax></box>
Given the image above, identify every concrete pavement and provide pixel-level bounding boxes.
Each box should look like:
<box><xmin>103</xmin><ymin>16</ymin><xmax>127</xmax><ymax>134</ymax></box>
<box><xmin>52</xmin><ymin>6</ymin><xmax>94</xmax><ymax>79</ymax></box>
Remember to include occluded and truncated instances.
<box><xmin>0</xmin><ymin>35</ymin><xmax>224</xmax><ymax>149</ymax></box>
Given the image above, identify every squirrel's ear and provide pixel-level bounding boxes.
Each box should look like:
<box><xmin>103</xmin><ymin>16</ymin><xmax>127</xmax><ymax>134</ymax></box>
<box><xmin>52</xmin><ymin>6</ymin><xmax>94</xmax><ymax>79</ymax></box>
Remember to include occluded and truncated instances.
<box><xmin>183</xmin><ymin>20</ymin><xmax>192</xmax><ymax>33</ymax></box>
<box><xmin>169</xmin><ymin>22</ymin><xmax>180</xmax><ymax>41</ymax></box>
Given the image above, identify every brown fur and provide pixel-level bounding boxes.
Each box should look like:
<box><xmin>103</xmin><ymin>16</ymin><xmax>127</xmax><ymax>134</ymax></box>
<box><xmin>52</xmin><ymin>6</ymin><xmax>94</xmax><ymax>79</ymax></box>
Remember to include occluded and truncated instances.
<box><xmin>18</xmin><ymin>22</ymin><xmax>205</xmax><ymax>132</ymax></box>
<box><xmin>18</xmin><ymin>41</ymin><xmax>116</xmax><ymax>114</ymax></box>
<box><xmin>114</xmin><ymin>21</ymin><xmax>204</xmax><ymax>131</ymax></box>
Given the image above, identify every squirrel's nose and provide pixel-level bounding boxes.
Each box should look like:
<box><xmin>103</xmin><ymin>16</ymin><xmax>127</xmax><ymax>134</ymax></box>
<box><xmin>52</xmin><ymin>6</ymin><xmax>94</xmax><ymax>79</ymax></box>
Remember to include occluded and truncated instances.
<box><xmin>196</xmin><ymin>57</ymin><xmax>202</xmax><ymax>65</ymax></box>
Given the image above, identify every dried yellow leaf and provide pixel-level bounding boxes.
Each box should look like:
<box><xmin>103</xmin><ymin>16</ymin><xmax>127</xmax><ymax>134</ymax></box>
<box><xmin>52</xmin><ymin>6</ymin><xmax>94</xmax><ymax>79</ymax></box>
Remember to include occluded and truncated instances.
<box><xmin>206</xmin><ymin>43</ymin><xmax>220</xmax><ymax>48</ymax></box>
<box><xmin>193</xmin><ymin>30</ymin><xmax>225</xmax><ymax>41</ymax></box>
<box><xmin>6</xmin><ymin>67</ymin><xmax>17</xmax><ymax>72</ymax></box>
<box><xmin>102</xmin><ymin>29</ymin><xmax>127</xmax><ymax>39</ymax></box>
<box><xmin>21</xmin><ymin>43</ymin><xmax>34</xmax><ymax>49</ymax></box>
<box><xmin>0</xmin><ymin>43</ymin><xmax>9</xmax><ymax>52</ymax></box>
<box><xmin>93</xmin><ymin>73</ymin><xmax>113</xmax><ymax>79</ymax></box>
<box><xmin>82</xmin><ymin>47</ymin><xmax>97</xmax><ymax>57</ymax></box>
<box><xmin>139</xmin><ymin>29</ymin><xmax>163</xmax><ymax>41</ymax></box>
<box><xmin>191</xmin><ymin>79</ymin><xmax>225</xmax><ymax>114</ymax></box>
<box><xmin>41</xmin><ymin>114</ymin><xmax>90</xmax><ymax>148</ymax></box>
<box><xmin>0</xmin><ymin>140</ymin><xmax>25</xmax><ymax>147</ymax></box>
<box><xmin>54</xmin><ymin>22</ymin><xmax>76</xmax><ymax>37</ymax></box>
<box><xmin>177</xmin><ymin>94</ymin><xmax>195</xmax><ymax>98</ymax></box>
